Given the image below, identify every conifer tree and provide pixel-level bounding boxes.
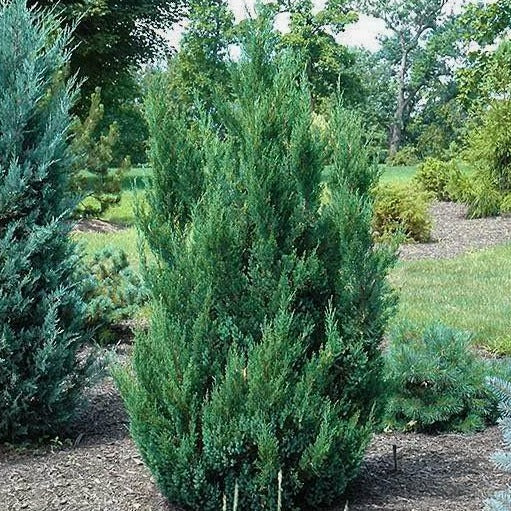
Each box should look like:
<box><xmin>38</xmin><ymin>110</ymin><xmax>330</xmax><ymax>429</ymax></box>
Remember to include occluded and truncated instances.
<box><xmin>0</xmin><ymin>0</ymin><xmax>93</xmax><ymax>441</ymax></box>
<box><xmin>118</xmin><ymin>12</ymin><xmax>395</xmax><ymax>510</ymax></box>
<box><xmin>71</xmin><ymin>87</ymin><xmax>130</xmax><ymax>218</ymax></box>
<box><xmin>487</xmin><ymin>378</ymin><xmax>511</xmax><ymax>511</ymax></box>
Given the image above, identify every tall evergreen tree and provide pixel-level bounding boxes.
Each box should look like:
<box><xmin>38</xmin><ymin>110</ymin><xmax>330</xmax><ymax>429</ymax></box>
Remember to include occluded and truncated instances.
<box><xmin>0</xmin><ymin>0</ymin><xmax>93</xmax><ymax>441</ymax></box>
<box><xmin>117</xmin><ymin>12</ymin><xmax>395</xmax><ymax>511</ymax></box>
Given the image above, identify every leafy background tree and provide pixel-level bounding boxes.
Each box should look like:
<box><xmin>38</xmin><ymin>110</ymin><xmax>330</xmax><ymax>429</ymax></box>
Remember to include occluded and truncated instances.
<box><xmin>360</xmin><ymin>0</ymin><xmax>462</xmax><ymax>157</ymax></box>
<box><xmin>165</xmin><ymin>0</ymin><xmax>234</xmax><ymax>110</ymax></box>
<box><xmin>278</xmin><ymin>0</ymin><xmax>361</xmax><ymax>108</ymax></box>
<box><xmin>26</xmin><ymin>0</ymin><xmax>188</xmax><ymax>165</ymax></box>
<box><xmin>27</xmin><ymin>0</ymin><xmax>187</xmax><ymax>103</ymax></box>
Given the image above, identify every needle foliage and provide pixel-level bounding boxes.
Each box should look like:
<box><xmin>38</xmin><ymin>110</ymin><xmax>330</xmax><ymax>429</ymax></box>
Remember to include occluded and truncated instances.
<box><xmin>117</xmin><ymin>12</ymin><xmax>395</xmax><ymax>510</ymax></box>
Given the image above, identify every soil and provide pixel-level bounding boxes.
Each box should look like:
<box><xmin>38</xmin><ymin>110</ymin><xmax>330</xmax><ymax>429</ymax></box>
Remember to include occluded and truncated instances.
<box><xmin>399</xmin><ymin>201</ymin><xmax>511</xmax><ymax>261</ymax></box>
<box><xmin>344</xmin><ymin>428</ymin><xmax>509</xmax><ymax>511</ymax></box>
<box><xmin>1</xmin><ymin>360</ymin><xmax>509</xmax><ymax>511</ymax></box>
<box><xmin>73</xmin><ymin>219</ymin><xmax>125</xmax><ymax>234</ymax></box>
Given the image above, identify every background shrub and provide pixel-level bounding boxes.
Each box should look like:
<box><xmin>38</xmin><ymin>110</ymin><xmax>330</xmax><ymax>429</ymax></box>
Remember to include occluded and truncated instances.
<box><xmin>466</xmin><ymin>177</ymin><xmax>503</xmax><ymax>219</ymax></box>
<box><xmin>83</xmin><ymin>247</ymin><xmax>148</xmax><ymax>344</ymax></box>
<box><xmin>414</xmin><ymin>157</ymin><xmax>462</xmax><ymax>201</ymax></box>
<box><xmin>463</xmin><ymin>98</ymin><xmax>511</xmax><ymax>218</ymax></box>
<box><xmin>384</xmin><ymin>324</ymin><xmax>506</xmax><ymax>433</ymax></box>
<box><xmin>117</xmin><ymin>15</ymin><xmax>395</xmax><ymax>511</ymax></box>
<box><xmin>373</xmin><ymin>183</ymin><xmax>433</xmax><ymax>243</ymax></box>
<box><xmin>387</xmin><ymin>145</ymin><xmax>418</xmax><ymax>166</ymax></box>
<box><xmin>0</xmin><ymin>0</ymin><xmax>94</xmax><ymax>441</ymax></box>
<box><xmin>445</xmin><ymin>168</ymin><xmax>475</xmax><ymax>204</ymax></box>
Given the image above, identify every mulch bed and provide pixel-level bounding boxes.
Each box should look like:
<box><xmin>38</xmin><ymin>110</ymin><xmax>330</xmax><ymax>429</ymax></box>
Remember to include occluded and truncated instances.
<box><xmin>400</xmin><ymin>201</ymin><xmax>511</xmax><ymax>261</ymax></box>
<box><xmin>72</xmin><ymin>219</ymin><xmax>125</xmax><ymax>234</ymax></box>
<box><xmin>1</xmin><ymin>371</ymin><xmax>509</xmax><ymax>511</ymax></box>
<box><xmin>4</xmin><ymin>203</ymin><xmax>511</xmax><ymax>510</ymax></box>
<box><xmin>345</xmin><ymin>428</ymin><xmax>509</xmax><ymax>511</ymax></box>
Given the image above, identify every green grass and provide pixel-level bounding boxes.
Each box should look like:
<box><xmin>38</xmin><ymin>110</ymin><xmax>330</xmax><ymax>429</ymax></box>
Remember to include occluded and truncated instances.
<box><xmin>73</xmin><ymin>228</ymin><xmax>140</xmax><ymax>265</ymax></box>
<box><xmin>98</xmin><ymin>166</ymin><xmax>152</xmax><ymax>226</ymax></box>
<box><xmin>379</xmin><ymin>164</ymin><xmax>418</xmax><ymax>184</ymax></box>
<box><xmin>390</xmin><ymin>243</ymin><xmax>511</xmax><ymax>354</ymax></box>
<box><xmin>119</xmin><ymin>165</ymin><xmax>152</xmax><ymax>191</ymax></box>
<box><xmin>101</xmin><ymin>191</ymin><xmax>139</xmax><ymax>225</ymax></box>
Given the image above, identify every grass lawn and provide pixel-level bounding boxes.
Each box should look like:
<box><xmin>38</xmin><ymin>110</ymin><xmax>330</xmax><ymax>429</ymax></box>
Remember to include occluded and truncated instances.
<box><xmin>73</xmin><ymin>227</ymin><xmax>140</xmax><ymax>265</ymax></box>
<box><xmin>391</xmin><ymin>243</ymin><xmax>511</xmax><ymax>355</ymax></box>
<box><xmin>101</xmin><ymin>191</ymin><xmax>140</xmax><ymax>225</ymax></box>
<box><xmin>380</xmin><ymin>164</ymin><xmax>418</xmax><ymax>184</ymax></box>
<box><xmin>90</xmin><ymin>166</ymin><xmax>152</xmax><ymax>226</ymax></box>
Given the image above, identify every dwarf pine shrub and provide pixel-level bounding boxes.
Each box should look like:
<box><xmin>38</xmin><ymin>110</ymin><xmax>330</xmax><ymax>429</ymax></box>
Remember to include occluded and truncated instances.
<box><xmin>71</xmin><ymin>88</ymin><xmax>130</xmax><ymax>218</ymax></box>
<box><xmin>385</xmin><ymin>324</ymin><xmax>503</xmax><ymax>433</ymax></box>
<box><xmin>82</xmin><ymin>247</ymin><xmax>149</xmax><ymax>344</ymax></box>
<box><xmin>0</xmin><ymin>0</ymin><xmax>93</xmax><ymax>441</ymax></box>
<box><xmin>117</xmin><ymin>15</ymin><xmax>395</xmax><ymax>511</ymax></box>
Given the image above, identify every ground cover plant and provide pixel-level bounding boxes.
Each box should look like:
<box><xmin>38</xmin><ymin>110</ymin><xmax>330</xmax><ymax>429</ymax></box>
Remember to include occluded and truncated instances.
<box><xmin>116</xmin><ymin>14</ymin><xmax>395</xmax><ymax>511</ymax></box>
<box><xmin>0</xmin><ymin>0</ymin><xmax>94</xmax><ymax>441</ymax></box>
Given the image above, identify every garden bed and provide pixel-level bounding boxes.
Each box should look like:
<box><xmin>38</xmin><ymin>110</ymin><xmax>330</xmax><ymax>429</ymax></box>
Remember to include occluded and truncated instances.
<box><xmin>1</xmin><ymin>365</ymin><xmax>508</xmax><ymax>511</ymax></box>
<box><xmin>400</xmin><ymin>201</ymin><xmax>511</xmax><ymax>261</ymax></box>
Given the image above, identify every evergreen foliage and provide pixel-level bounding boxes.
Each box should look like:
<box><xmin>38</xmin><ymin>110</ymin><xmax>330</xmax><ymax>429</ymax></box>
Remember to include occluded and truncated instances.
<box><xmin>486</xmin><ymin>378</ymin><xmax>511</xmax><ymax>511</ymax></box>
<box><xmin>83</xmin><ymin>247</ymin><xmax>148</xmax><ymax>345</ymax></box>
<box><xmin>385</xmin><ymin>324</ymin><xmax>504</xmax><ymax>433</ymax></box>
<box><xmin>71</xmin><ymin>88</ymin><xmax>131</xmax><ymax>218</ymax></box>
<box><xmin>0</xmin><ymin>0</ymin><xmax>93</xmax><ymax>441</ymax></box>
<box><xmin>117</xmin><ymin>14</ymin><xmax>395</xmax><ymax>511</ymax></box>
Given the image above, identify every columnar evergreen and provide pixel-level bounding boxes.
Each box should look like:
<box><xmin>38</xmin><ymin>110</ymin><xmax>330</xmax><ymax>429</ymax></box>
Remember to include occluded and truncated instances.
<box><xmin>118</xmin><ymin>14</ymin><xmax>395</xmax><ymax>511</ymax></box>
<box><xmin>0</xmin><ymin>0</ymin><xmax>92</xmax><ymax>441</ymax></box>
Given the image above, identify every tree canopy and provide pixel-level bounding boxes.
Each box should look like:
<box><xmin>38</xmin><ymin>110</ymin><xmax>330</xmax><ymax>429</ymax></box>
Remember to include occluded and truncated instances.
<box><xmin>28</xmin><ymin>0</ymin><xmax>187</xmax><ymax>101</ymax></box>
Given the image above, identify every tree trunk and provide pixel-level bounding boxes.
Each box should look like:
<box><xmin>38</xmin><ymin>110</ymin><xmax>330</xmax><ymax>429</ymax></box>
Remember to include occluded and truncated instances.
<box><xmin>389</xmin><ymin>42</ymin><xmax>408</xmax><ymax>158</ymax></box>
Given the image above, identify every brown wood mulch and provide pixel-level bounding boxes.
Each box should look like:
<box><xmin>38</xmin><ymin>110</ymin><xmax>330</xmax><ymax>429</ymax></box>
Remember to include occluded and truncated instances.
<box><xmin>400</xmin><ymin>201</ymin><xmax>511</xmax><ymax>261</ymax></box>
<box><xmin>72</xmin><ymin>219</ymin><xmax>125</xmax><ymax>234</ymax></box>
<box><xmin>3</xmin><ymin>203</ymin><xmax>511</xmax><ymax>510</ymax></box>
<box><xmin>1</xmin><ymin>373</ymin><xmax>509</xmax><ymax>511</ymax></box>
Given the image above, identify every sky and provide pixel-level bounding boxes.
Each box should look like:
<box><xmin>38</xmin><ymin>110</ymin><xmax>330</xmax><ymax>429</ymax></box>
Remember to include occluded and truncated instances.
<box><xmin>167</xmin><ymin>0</ymin><xmax>485</xmax><ymax>52</ymax></box>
